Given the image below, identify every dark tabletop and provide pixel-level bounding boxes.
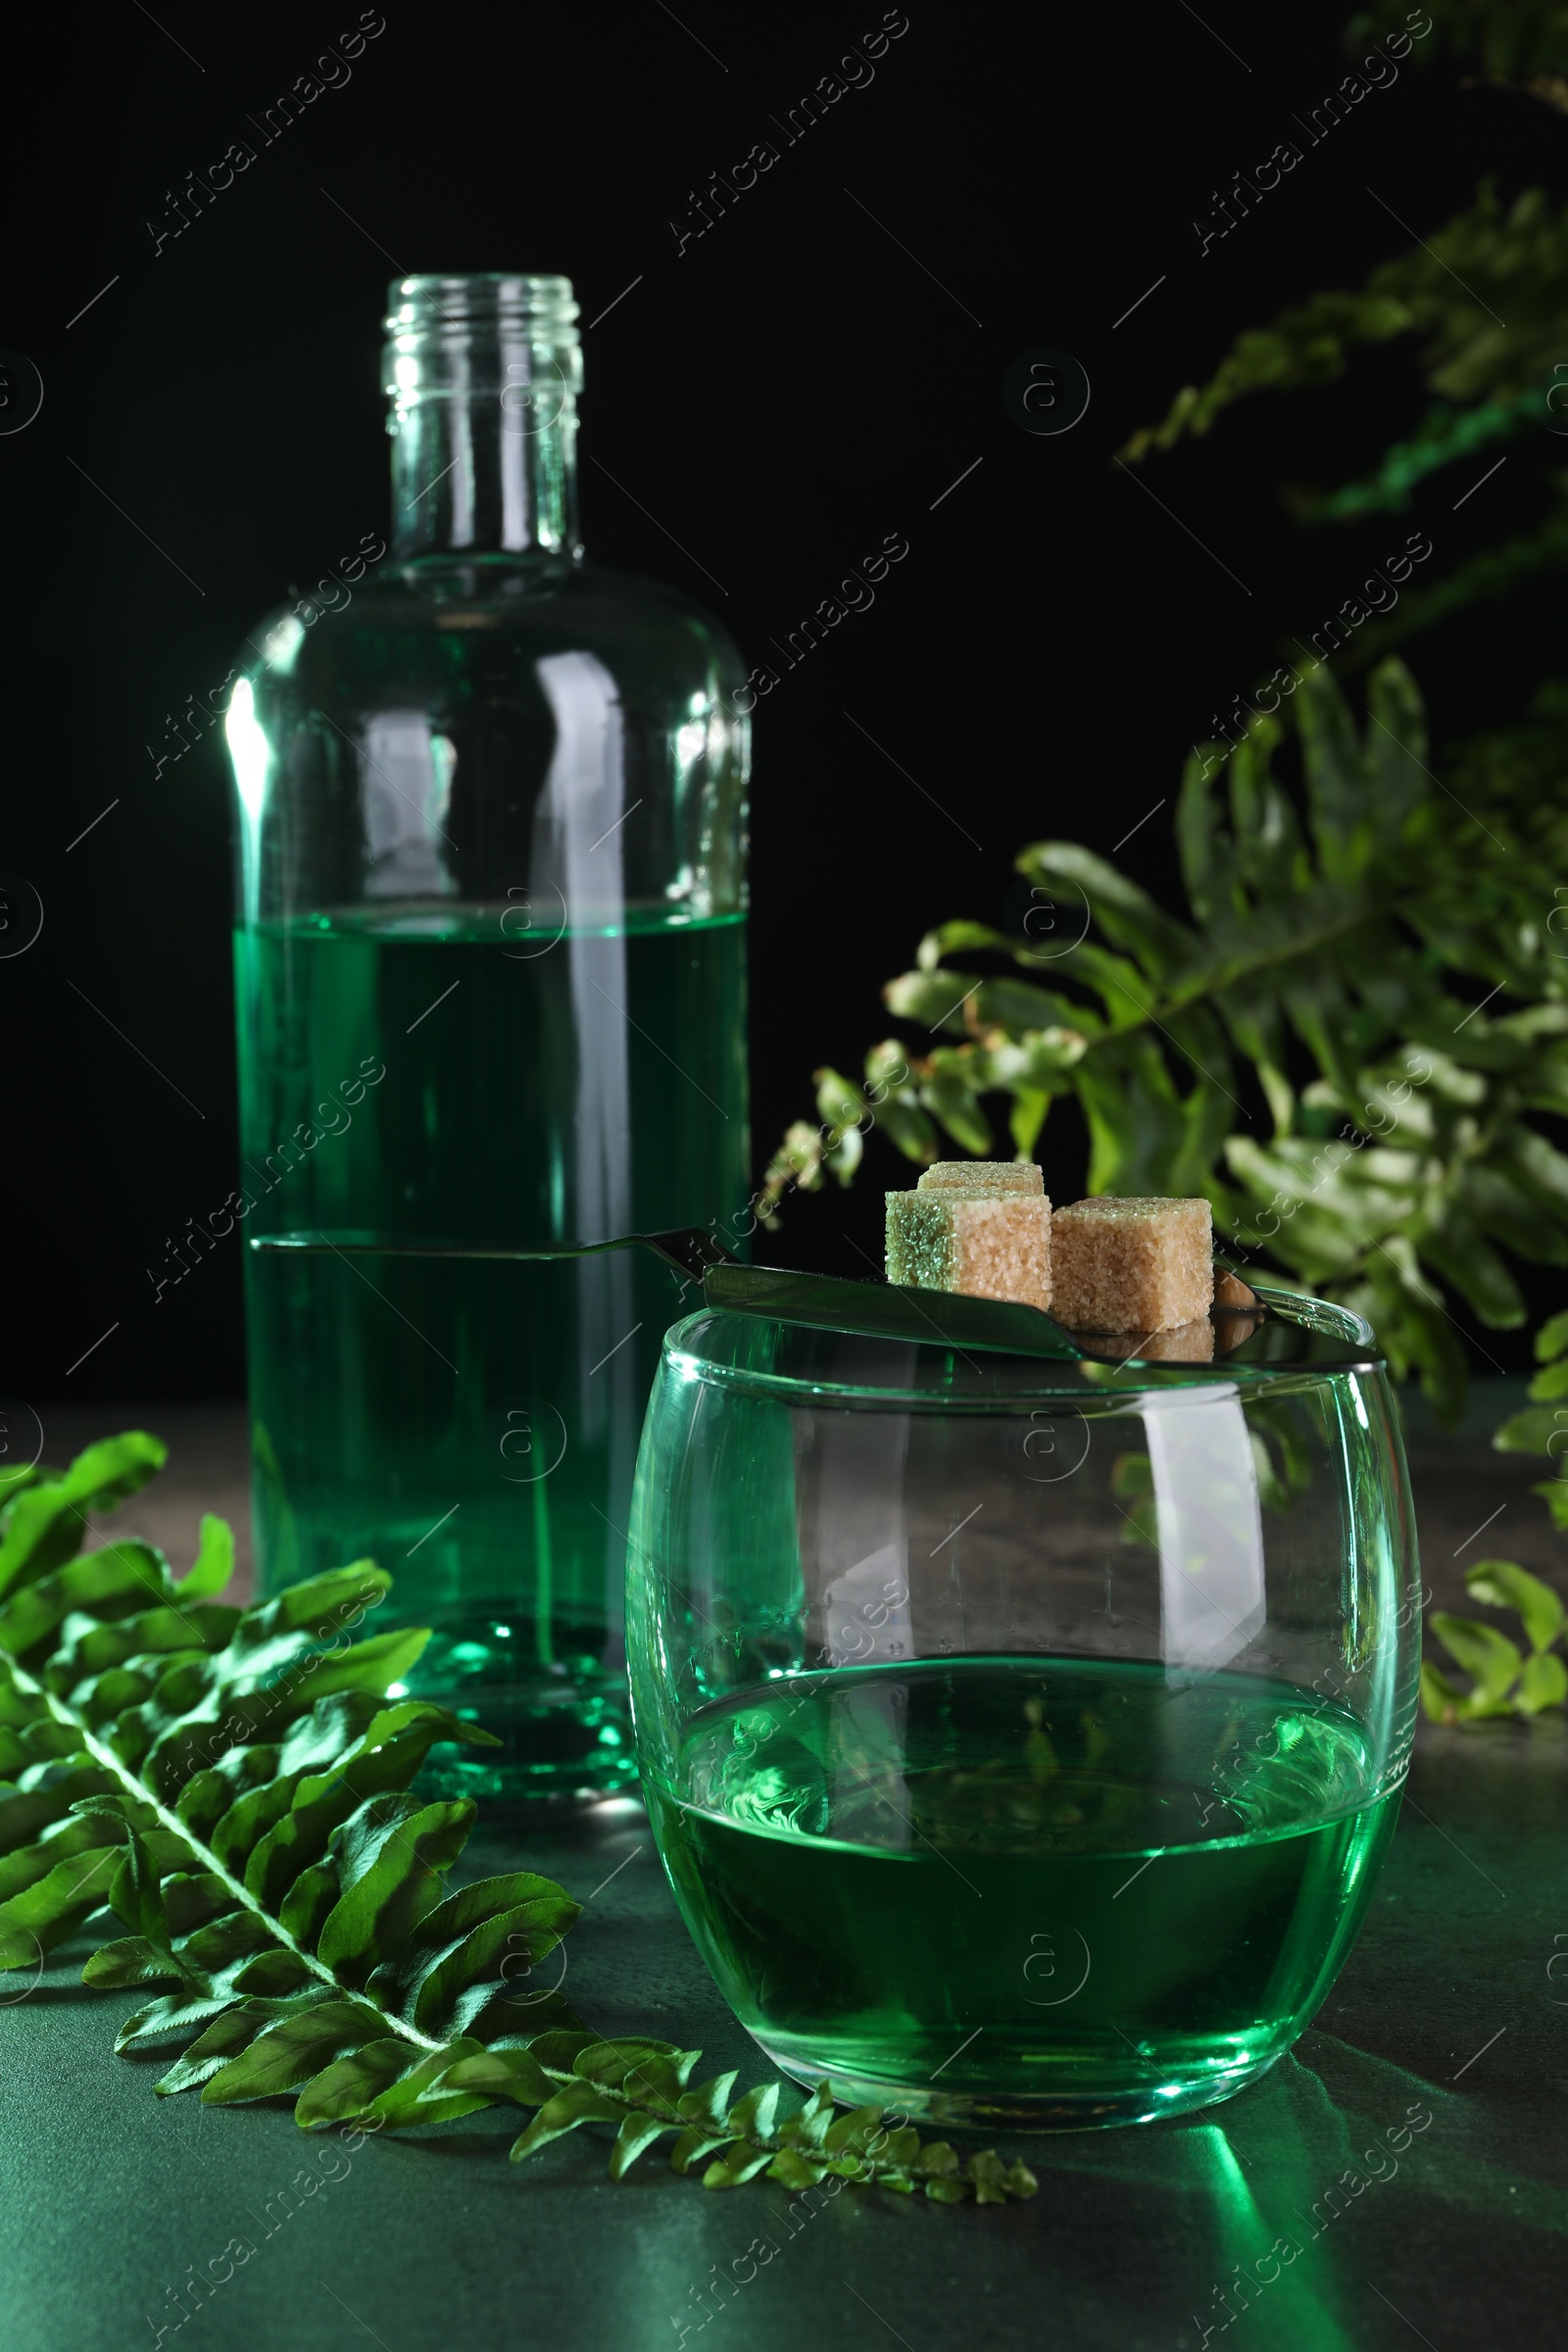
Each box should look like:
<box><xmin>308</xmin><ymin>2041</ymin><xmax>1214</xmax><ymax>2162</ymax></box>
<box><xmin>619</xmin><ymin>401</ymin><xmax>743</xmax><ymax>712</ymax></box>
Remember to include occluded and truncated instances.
<box><xmin>3</xmin><ymin>1389</ymin><xmax>1563</xmax><ymax>2352</ymax></box>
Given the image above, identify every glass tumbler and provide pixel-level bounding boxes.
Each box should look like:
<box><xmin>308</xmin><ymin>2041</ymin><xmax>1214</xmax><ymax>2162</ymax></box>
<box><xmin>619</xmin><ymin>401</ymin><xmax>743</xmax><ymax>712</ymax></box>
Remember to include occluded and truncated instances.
<box><xmin>626</xmin><ymin>1287</ymin><xmax>1420</xmax><ymax>2131</ymax></box>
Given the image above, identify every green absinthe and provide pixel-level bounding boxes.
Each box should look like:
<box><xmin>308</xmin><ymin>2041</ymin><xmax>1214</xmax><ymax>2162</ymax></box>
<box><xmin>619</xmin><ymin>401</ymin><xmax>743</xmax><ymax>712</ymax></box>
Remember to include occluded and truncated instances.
<box><xmin>646</xmin><ymin>1657</ymin><xmax>1398</xmax><ymax>2128</ymax></box>
<box><xmin>238</xmin><ymin>909</ymin><xmax>747</xmax><ymax>1795</ymax></box>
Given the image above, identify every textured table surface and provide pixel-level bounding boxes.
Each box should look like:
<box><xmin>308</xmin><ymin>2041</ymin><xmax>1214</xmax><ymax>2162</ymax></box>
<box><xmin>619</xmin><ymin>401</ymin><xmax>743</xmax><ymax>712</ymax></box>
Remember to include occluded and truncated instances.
<box><xmin>3</xmin><ymin>1392</ymin><xmax>1564</xmax><ymax>2352</ymax></box>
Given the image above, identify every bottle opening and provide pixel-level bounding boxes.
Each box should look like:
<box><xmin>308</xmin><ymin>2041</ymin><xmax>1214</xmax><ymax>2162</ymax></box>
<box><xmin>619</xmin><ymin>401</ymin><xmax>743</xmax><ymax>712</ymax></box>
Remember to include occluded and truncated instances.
<box><xmin>384</xmin><ymin>273</ymin><xmax>581</xmax><ymax>405</ymax></box>
<box><xmin>383</xmin><ymin>273</ymin><xmax>582</xmax><ymax>556</ymax></box>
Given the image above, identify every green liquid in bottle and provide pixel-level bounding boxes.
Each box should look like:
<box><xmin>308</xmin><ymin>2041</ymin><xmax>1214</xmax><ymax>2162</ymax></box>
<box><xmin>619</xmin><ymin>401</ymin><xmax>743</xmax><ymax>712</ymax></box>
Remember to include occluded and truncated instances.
<box><xmin>237</xmin><ymin>906</ymin><xmax>748</xmax><ymax>1797</ymax></box>
<box><xmin>645</xmin><ymin>1656</ymin><xmax>1398</xmax><ymax>2128</ymax></box>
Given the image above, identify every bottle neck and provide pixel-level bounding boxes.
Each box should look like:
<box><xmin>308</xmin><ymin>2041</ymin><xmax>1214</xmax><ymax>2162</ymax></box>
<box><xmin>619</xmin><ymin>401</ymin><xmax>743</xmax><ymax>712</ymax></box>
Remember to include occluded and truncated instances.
<box><xmin>389</xmin><ymin>391</ymin><xmax>579</xmax><ymax>558</ymax></box>
<box><xmin>384</xmin><ymin>274</ymin><xmax>582</xmax><ymax>560</ymax></box>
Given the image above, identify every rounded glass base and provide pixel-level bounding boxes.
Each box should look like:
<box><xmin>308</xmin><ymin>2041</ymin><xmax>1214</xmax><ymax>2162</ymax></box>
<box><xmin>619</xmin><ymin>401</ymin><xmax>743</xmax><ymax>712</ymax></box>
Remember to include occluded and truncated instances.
<box><xmin>411</xmin><ymin>1640</ymin><xmax>639</xmax><ymax>1803</ymax></box>
<box><xmin>420</xmin><ymin>1750</ymin><xmax>640</xmax><ymax>1803</ymax></box>
<box><xmin>754</xmin><ymin>2034</ymin><xmax>1287</xmax><ymax>2134</ymax></box>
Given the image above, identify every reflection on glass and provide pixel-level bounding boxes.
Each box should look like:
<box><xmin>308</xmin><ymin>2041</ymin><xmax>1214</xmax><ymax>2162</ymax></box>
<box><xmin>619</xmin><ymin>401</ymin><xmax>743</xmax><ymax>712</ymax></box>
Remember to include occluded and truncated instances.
<box><xmin>628</xmin><ymin>1293</ymin><xmax>1419</xmax><ymax>2129</ymax></box>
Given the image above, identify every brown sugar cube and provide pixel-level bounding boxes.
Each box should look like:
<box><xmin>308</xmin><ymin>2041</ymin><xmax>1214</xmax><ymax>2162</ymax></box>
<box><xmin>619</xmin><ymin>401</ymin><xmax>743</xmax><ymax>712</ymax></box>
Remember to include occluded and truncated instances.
<box><xmin>918</xmin><ymin>1160</ymin><xmax>1044</xmax><ymax>1197</ymax></box>
<box><xmin>1213</xmin><ymin>1268</ymin><xmax>1263</xmax><ymax>1354</ymax></box>
<box><xmin>1051</xmin><ymin>1197</ymin><xmax>1213</xmax><ymax>1333</ymax></box>
<box><xmin>886</xmin><ymin>1165</ymin><xmax>1052</xmax><ymax>1311</ymax></box>
<box><xmin>1084</xmin><ymin>1319</ymin><xmax>1214</xmax><ymax>1363</ymax></box>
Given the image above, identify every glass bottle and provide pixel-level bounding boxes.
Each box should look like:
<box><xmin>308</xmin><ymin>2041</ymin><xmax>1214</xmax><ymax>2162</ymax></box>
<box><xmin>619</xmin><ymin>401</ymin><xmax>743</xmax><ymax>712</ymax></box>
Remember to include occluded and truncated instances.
<box><xmin>224</xmin><ymin>273</ymin><xmax>751</xmax><ymax>1799</ymax></box>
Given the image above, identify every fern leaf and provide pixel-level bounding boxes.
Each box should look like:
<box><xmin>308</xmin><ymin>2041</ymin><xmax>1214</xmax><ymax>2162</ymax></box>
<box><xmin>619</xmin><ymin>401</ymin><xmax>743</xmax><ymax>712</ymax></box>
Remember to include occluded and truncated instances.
<box><xmin>0</xmin><ymin>1436</ymin><xmax>1036</xmax><ymax>2208</ymax></box>
<box><xmin>766</xmin><ymin>655</ymin><xmax>1568</xmax><ymax>1418</ymax></box>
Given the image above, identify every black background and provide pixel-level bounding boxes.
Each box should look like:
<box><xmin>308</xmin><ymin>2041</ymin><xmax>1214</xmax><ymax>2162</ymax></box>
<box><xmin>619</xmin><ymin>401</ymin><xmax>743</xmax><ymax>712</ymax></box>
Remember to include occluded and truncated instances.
<box><xmin>4</xmin><ymin>0</ymin><xmax>1563</xmax><ymax>1403</ymax></box>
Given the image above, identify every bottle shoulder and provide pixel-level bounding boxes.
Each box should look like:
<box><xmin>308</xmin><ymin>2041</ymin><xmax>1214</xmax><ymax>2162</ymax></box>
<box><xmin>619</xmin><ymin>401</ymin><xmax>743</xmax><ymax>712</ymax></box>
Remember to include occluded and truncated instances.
<box><xmin>243</xmin><ymin>556</ymin><xmax>744</xmax><ymax>701</ymax></box>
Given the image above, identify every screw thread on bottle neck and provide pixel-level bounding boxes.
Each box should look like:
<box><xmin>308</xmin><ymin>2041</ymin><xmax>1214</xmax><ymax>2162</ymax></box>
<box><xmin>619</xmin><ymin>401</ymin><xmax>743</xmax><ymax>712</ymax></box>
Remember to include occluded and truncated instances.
<box><xmin>384</xmin><ymin>273</ymin><xmax>582</xmax><ymax>558</ymax></box>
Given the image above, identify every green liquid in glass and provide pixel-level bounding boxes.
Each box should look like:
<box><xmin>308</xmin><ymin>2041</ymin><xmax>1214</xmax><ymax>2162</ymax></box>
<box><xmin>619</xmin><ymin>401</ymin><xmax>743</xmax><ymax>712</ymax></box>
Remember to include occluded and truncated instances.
<box><xmin>646</xmin><ymin>1656</ymin><xmax>1398</xmax><ymax>2127</ymax></box>
<box><xmin>235</xmin><ymin>907</ymin><xmax>748</xmax><ymax>1798</ymax></box>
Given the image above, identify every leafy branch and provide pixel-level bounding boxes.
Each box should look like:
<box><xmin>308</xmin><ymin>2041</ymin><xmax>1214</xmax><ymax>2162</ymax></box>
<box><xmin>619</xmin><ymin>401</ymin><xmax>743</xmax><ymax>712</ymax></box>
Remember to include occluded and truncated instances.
<box><xmin>1348</xmin><ymin>2</ymin><xmax>1568</xmax><ymax>91</ymax></box>
<box><xmin>1420</xmin><ymin>1303</ymin><xmax>1568</xmax><ymax>1720</ymax></box>
<box><xmin>1420</xmin><ymin>1555</ymin><xmax>1567</xmax><ymax>1720</ymax></box>
<box><xmin>764</xmin><ymin>657</ymin><xmax>1568</xmax><ymax>1419</ymax></box>
<box><xmin>447</xmin><ymin>2044</ymin><xmax>1035</xmax><ymax>2202</ymax></box>
<box><xmin>1491</xmin><ymin>1300</ymin><xmax>1568</xmax><ymax>1478</ymax></box>
<box><xmin>0</xmin><ymin>1434</ymin><xmax>1034</xmax><ymax>2206</ymax></box>
<box><xmin>1119</xmin><ymin>182</ymin><xmax>1568</xmax><ymax>471</ymax></box>
<box><xmin>1116</xmin><ymin>157</ymin><xmax>1568</xmax><ymax>670</ymax></box>
<box><xmin>769</xmin><ymin>11</ymin><xmax>1568</xmax><ymax>1417</ymax></box>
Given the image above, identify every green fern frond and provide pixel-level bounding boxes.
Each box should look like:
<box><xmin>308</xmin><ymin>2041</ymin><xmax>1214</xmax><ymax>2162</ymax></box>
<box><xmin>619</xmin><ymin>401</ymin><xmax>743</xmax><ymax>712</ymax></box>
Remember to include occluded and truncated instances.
<box><xmin>765</xmin><ymin>657</ymin><xmax>1568</xmax><ymax>1421</ymax></box>
<box><xmin>1347</xmin><ymin>2</ymin><xmax>1568</xmax><ymax>86</ymax></box>
<box><xmin>0</xmin><ymin>1436</ymin><xmax>1034</xmax><ymax>2206</ymax></box>
<box><xmin>1119</xmin><ymin>183</ymin><xmax>1568</xmax><ymax>463</ymax></box>
<box><xmin>1302</xmin><ymin>396</ymin><xmax>1536</xmax><ymax>522</ymax></box>
<box><xmin>1334</xmin><ymin>501</ymin><xmax>1568</xmax><ymax>664</ymax></box>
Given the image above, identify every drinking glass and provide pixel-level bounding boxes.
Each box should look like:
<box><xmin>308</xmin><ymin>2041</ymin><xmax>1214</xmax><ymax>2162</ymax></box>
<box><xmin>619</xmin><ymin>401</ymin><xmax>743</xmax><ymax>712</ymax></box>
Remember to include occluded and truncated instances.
<box><xmin>626</xmin><ymin>1286</ymin><xmax>1420</xmax><ymax>2130</ymax></box>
